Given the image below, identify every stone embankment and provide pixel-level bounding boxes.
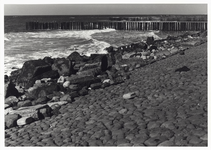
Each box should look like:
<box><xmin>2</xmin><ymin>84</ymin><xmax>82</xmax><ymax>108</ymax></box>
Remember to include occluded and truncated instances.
<box><xmin>5</xmin><ymin>31</ymin><xmax>207</xmax><ymax>146</ymax></box>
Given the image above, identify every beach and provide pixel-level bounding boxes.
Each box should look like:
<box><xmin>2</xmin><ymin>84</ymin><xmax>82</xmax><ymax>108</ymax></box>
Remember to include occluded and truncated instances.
<box><xmin>5</xmin><ymin>39</ymin><xmax>207</xmax><ymax>146</ymax></box>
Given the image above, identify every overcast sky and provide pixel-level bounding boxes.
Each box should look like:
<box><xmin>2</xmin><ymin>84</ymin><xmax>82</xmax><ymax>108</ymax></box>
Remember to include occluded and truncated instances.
<box><xmin>4</xmin><ymin>4</ymin><xmax>207</xmax><ymax>15</ymax></box>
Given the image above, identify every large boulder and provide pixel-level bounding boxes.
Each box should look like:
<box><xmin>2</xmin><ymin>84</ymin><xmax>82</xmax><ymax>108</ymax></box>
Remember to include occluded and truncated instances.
<box><xmin>43</xmin><ymin>56</ymin><xmax>54</xmax><ymax>65</ymax></box>
<box><xmin>9</xmin><ymin>69</ymin><xmax>22</xmax><ymax>84</ymax></box>
<box><xmin>16</xmin><ymin>60</ymin><xmax>52</xmax><ymax>88</ymax></box>
<box><xmin>9</xmin><ymin>104</ymin><xmax>52</xmax><ymax>120</ymax></box>
<box><xmin>26</xmin><ymin>83</ymin><xmax>61</xmax><ymax>99</ymax></box>
<box><xmin>17</xmin><ymin>100</ymin><xmax>32</xmax><ymax>108</ymax></box>
<box><xmin>67</xmin><ymin>75</ymin><xmax>101</xmax><ymax>87</ymax></box>
<box><xmin>67</xmin><ymin>51</ymin><xmax>84</xmax><ymax>62</ymax></box>
<box><xmin>25</xmin><ymin>70</ymin><xmax>60</xmax><ymax>89</ymax></box>
<box><xmin>5</xmin><ymin>96</ymin><xmax>19</xmax><ymax>106</ymax></box>
<box><xmin>5</xmin><ymin>82</ymin><xmax>20</xmax><ymax>98</ymax></box>
<box><xmin>5</xmin><ymin>114</ymin><xmax>20</xmax><ymax>128</ymax></box>
<box><xmin>52</xmin><ymin>58</ymin><xmax>74</xmax><ymax>76</ymax></box>
<box><xmin>146</xmin><ymin>36</ymin><xmax>154</xmax><ymax>45</ymax></box>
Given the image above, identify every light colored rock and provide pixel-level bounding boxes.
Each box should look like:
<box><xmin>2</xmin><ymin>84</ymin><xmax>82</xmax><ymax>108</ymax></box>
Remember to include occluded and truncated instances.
<box><xmin>60</xmin><ymin>94</ymin><xmax>72</xmax><ymax>101</ymax></box>
<box><xmin>57</xmin><ymin>76</ymin><xmax>65</xmax><ymax>83</ymax></box>
<box><xmin>5</xmin><ymin>107</ymin><xmax>13</xmax><ymax>115</ymax></box>
<box><xmin>103</xmin><ymin>79</ymin><xmax>110</xmax><ymax>83</ymax></box>
<box><xmin>161</xmin><ymin>121</ymin><xmax>176</xmax><ymax>130</ymax></box>
<box><xmin>200</xmin><ymin>134</ymin><xmax>207</xmax><ymax>141</ymax></box>
<box><xmin>41</xmin><ymin>78</ymin><xmax>51</xmax><ymax>83</ymax></box>
<box><xmin>9</xmin><ymin>104</ymin><xmax>47</xmax><ymax>118</ymax></box>
<box><xmin>35</xmin><ymin>80</ymin><xmax>42</xmax><ymax>84</ymax></box>
<box><xmin>17</xmin><ymin>116</ymin><xmax>34</xmax><ymax>126</ymax></box>
<box><xmin>5</xmin><ymin>114</ymin><xmax>20</xmax><ymax>128</ymax></box>
<box><xmin>5</xmin><ymin>104</ymin><xmax>10</xmax><ymax>109</ymax></box>
<box><xmin>123</xmin><ymin>92</ymin><xmax>137</xmax><ymax>99</ymax></box>
<box><xmin>141</xmin><ymin>55</ymin><xmax>147</xmax><ymax>60</ymax></box>
<box><xmin>63</xmin><ymin>81</ymin><xmax>70</xmax><ymax>88</ymax></box>
<box><xmin>170</xmin><ymin>47</ymin><xmax>179</xmax><ymax>54</ymax></box>
<box><xmin>27</xmin><ymin>86</ymin><xmax>38</xmax><ymax>93</ymax></box>
<box><xmin>5</xmin><ymin>96</ymin><xmax>19</xmax><ymax>105</ymax></box>
<box><xmin>119</xmin><ymin>109</ymin><xmax>127</xmax><ymax>114</ymax></box>
<box><xmin>141</xmin><ymin>51</ymin><xmax>150</xmax><ymax>56</ymax></box>
<box><xmin>122</xmin><ymin>52</ymin><xmax>136</xmax><ymax>59</ymax></box>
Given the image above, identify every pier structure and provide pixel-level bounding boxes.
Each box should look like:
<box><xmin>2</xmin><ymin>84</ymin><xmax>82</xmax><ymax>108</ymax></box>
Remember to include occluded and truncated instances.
<box><xmin>26</xmin><ymin>21</ymin><xmax>207</xmax><ymax>31</ymax></box>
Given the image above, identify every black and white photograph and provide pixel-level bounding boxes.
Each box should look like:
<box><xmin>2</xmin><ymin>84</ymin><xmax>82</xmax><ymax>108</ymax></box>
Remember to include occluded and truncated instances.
<box><xmin>3</xmin><ymin>1</ymin><xmax>208</xmax><ymax>147</ymax></box>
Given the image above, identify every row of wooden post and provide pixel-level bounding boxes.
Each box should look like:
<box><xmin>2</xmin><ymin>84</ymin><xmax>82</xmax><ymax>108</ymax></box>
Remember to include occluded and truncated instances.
<box><xmin>26</xmin><ymin>21</ymin><xmax>207</xmax><ymax>31</ymax></box>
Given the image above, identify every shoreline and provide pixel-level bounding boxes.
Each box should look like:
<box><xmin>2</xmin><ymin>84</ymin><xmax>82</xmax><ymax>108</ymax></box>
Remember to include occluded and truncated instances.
<box><xmin>4</xmin><ymin>30</ymin><xmax>207</xmax><ymax>146</ymax></box>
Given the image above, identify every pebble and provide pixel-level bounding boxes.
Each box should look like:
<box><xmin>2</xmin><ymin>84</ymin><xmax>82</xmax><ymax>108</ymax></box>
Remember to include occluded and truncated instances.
<box><xmin>188</xmin><ymin>136</ymin><xmax>202</xmax><ymax>145</ymax></box>
<box><xmin>158</xmin><ymin>140</ymin><xmax>174</xmax><ymax>146</ymax></box>
<box><xmin>144</xmin><ymin>136</ymin><xmax>168</xmax><ymax>146</ymax></box>
<box><xmin>161</xmin><ymin>121</ymin><xmax>176</xmax><ymax>130</ymax></box>
<box><xmin>119</xmin><ymin>108</ymin><xmax>127</xmax><ymax>114</ymax></box>
<box><xmin>123</xmin><ymin>92</ymin><xmax>137</xmax><ymax>99</ymax></box>
<box><xmin>63</xmin><ymin>81</ymin><xmax>70</xmax><ymax>88</ymax></box>
<box><xmin>147</xmin><ymin>121</ymin><xmax>161</xmax><ymax>130</ymax></box>
<box><xmin>200</xmin><ymin>134</ymin><xmax>207</xmax><ymax>141</ymax></box>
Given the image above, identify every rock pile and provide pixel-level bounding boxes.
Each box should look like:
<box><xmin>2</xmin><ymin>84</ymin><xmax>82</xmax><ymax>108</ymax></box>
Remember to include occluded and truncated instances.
<box><xmin>4</xmin><ymin>30</ymin><xmax>207</xmax><ymax>129</ymax></box>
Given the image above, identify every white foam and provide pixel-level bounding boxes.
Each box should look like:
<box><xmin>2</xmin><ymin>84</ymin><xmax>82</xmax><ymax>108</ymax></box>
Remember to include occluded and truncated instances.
<box><xmin>4</xmin><ymin>29</ymin><xmax>116</xmax><ymax>76</ymax></box>
<box><xmin>139</xmin><ymin>31</ymin><xmax>161</xmax><ymax>40</ymax></box>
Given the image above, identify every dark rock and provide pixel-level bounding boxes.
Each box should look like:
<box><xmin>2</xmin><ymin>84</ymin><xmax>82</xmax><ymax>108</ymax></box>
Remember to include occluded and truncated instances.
<box><xmin>52</xmin><ymin>58</ymin><xmax>74</xmax><ymax>76</ymax></box>
<box><xmin>43</xmin><ymin>57</ymin><xmax>54</xmax><ymax>65</ymax></box>
<box><xmin>69</xmin><ymin>84</ymin><xmax>80</xmax><ymax>91</ymax></box>
<box><xmin>69</xmin><ymin>91</ymin><xmax>79</xmax><ymax>99</ymax></box>
<box><xmin>146</xmin><ymin>36</ymin><xmax>154</xmax><ymax>45</ymax></box>
<box><xmin>17</xmin><ymin>100</ymin><xmax>32</xmax><ymax>108</ymax></box>
<box><xmin>89</xmin><ymin>54</ymin><xmax>109</xmax><ymax>72</ymax></box>
<box><xmin>17</xmin><ymin>59</ymin><xmax>52</xmax><ymax>88</ymax></box>
<box><xmin>39</xmin><ymin>106</ymin><xmax>52</xmax><ymax>118</ymax></box>
<box><xmin>138</xmin><ymin>42</ymin><xmax>148</xmax><ymax>50</ymax></box>
<box><xmin>175</xmin><ymin>66</ymin><xmax>190</xmax><ymax>72</ymax></box>
<box><xmin>26</xmin><ymin>83</ymin><xmax>60</xmax><ymax>99</ymax></box>
<box><xmin>67</xmin><ymin>51</ymin><xmax>83</xmax><ymax>62</ymax></box>
<box><xmin>149</xmin><ymin>45</ymin><xmax>158</xmax><ymax>52</ymax></box>
<box><xmin>90</xmin><ymin>82</ymin><xmax>102</xmax><ymax>89</ymax></box>
<box><xmin>5</xmin><ymin>114</ymin><xmax>21</xmax><ymax>128</ymax></box>
<box><xmin>179</xmin><ymin>50</ymin><xmax>185</xmax><ymax>55</ymax></box>
<box><xmin>77</xmin><ymin>61</ymin><xmax>102</xmax><ymax>77</ymax></box>
<box><xmin>144</xmin><ymin>136</ymin><xmax>168</xmax><ymax>146</ymax></box>
<box><xmin>68</xmin><ymin>76</ymin><xmax>101</xmax><ymax>87</ymax></box>
<box><xmin>79</xmin><ymin>88</ymin><xmax>88</xmax><ymax>96</ymax></box>
<box><xmin>5</xmin><ymin>75</ymin><xmax>9</xmax><ymax>83</ymax></box>
<box><xmin>34</xmin><ymin>96</ymin><xmax>49</xmax><ymax>105</ymax></box>
<box><xmin>27</xmin><ymin>70</ymin><xmax>60</xmax><ymax>88</ymax></box>
<box><xmin>105</xmin><ymin>46</ymin><xmax>114</xmax><ymax>53</ymax></box>
<box><xmin>5</xmin><ymin>82</ymin><xmax>21</xmax><ymax>98</ymax></box>
<box><xmin>166</xmin><ymin>35</ymin><xmax>177</xmax><ymax>40</ymax></box>
<box><xmin>9</xmin><ymin>69</ymin><xmax>22</xmax><ymax>83</ymax></box>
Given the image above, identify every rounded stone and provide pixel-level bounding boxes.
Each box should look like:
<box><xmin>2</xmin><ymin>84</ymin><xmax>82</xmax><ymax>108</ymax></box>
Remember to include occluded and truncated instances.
<box><xmin>144</xmin><ymin>136</ymin><xmax>168</xmax><ymax>146</ymax></box>
<box><xmin>161</xmin><ymin>121</ymin><xmax>176</xmax><ymax>130</ymax></box>
<box><xmin>189</xmin><ymin>136</ymin><xmax>202</xmax><ymax>145</ymax></box>
<box><xmin>147</xmin><ymin>121</ymin><xmax>161</xmax><ymax>130</ymax></box>
<box><xmin>158</xmin><ymin>140</ymin><xmax>175</xmax><ymax>146</ymax></box>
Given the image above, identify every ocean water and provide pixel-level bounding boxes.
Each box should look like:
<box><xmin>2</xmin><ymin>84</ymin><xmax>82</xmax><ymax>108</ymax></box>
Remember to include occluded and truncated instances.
<box><xmin>4</xmin><ymin>15</ymin><xmax>183</xmax><ymax>76</ymax></box>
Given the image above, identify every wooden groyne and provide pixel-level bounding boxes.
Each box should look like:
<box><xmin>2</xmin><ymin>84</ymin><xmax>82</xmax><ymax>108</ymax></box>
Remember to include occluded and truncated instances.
<box><xmin>26</xmin><ymin>21</ymin><xmax>207</xmax><ymax>31</ymax></box>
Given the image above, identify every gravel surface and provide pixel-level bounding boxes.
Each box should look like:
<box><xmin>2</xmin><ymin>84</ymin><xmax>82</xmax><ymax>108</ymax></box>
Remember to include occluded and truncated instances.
<box><xmin>5</xmin><ymin>43</ymin><xmax>207</xmax><ymax>146</ymax></box>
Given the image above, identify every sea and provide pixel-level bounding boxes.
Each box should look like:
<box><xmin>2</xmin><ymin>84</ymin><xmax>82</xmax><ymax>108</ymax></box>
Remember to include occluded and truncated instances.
<box><xmin>4</xmin><ymin>15</ymin><xmax>189</xmax><ymax>76</ymax></box>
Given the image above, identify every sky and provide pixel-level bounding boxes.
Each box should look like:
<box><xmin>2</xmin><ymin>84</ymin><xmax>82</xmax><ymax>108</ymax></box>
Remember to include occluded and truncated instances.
<box><xmin>4</xmin><ymin>3</ymin><xmax>207</xmax><ymax>16</ymax></box>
